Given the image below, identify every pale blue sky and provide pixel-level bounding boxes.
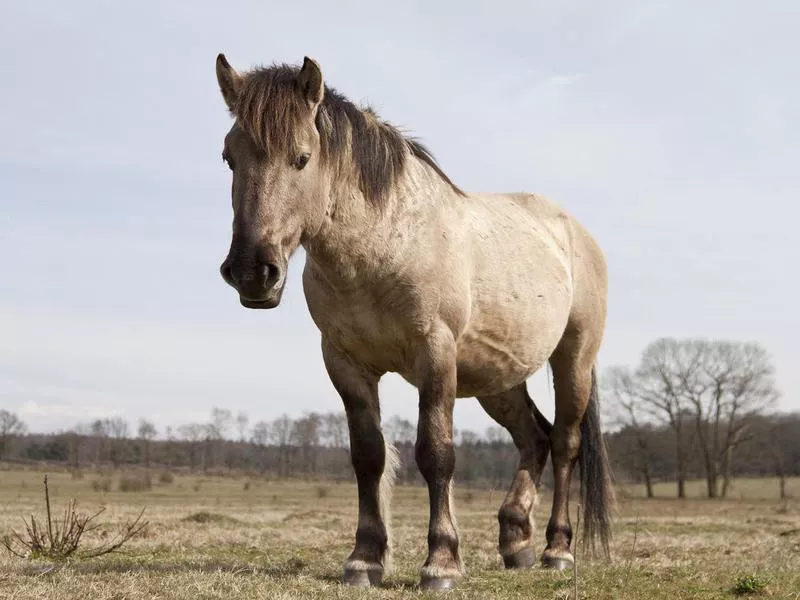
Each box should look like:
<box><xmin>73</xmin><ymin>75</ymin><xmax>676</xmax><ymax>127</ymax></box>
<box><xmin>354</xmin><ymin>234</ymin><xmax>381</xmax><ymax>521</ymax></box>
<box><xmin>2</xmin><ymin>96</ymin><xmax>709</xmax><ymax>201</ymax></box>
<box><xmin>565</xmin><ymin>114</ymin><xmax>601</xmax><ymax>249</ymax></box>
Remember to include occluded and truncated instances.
<box><xmin>1</xmin><ymin>1</ymin><xmax>798</xmax><ymax>435</ymax></box>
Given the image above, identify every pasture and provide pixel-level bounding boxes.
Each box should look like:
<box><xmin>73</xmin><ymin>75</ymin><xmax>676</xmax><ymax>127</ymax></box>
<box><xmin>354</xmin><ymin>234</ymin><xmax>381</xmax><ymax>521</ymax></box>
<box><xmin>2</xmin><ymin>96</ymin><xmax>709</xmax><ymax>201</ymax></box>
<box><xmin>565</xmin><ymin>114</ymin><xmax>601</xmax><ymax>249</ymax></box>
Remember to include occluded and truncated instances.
<box><xmin>0</xmin><ymin>467</ymin><xmax>798</xmax><ymax>599</ymax></box>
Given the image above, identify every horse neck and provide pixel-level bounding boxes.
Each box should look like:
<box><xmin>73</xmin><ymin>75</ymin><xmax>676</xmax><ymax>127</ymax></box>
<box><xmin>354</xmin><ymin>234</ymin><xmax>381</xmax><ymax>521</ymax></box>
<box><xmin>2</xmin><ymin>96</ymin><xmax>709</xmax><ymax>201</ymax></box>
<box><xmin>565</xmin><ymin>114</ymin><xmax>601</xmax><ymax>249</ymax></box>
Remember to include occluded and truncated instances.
<box><xmin>304</xmin><ymin>158</ymin><xmax>450</xmax><ymax>284</ymax></box>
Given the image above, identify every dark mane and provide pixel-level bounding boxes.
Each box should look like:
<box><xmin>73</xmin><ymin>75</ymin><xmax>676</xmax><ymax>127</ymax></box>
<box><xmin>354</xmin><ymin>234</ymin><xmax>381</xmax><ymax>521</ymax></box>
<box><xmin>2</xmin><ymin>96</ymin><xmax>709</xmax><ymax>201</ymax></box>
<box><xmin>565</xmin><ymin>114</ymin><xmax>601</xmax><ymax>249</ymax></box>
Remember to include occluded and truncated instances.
<box><xmin>231</xmin><ymin>63</ymin><xmax>464</xmax><ymax>204</ymax></box>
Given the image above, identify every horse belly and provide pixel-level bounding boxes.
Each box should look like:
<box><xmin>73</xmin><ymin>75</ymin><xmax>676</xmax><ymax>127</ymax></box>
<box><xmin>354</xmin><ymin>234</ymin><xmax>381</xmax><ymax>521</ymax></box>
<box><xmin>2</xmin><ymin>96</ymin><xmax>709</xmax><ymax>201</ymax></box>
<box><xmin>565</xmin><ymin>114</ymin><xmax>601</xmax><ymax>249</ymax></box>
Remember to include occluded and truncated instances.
<box><xmin>454</xmin><ymin>290</ymin><xmax>571</xmax><ymax>398</ymax></box>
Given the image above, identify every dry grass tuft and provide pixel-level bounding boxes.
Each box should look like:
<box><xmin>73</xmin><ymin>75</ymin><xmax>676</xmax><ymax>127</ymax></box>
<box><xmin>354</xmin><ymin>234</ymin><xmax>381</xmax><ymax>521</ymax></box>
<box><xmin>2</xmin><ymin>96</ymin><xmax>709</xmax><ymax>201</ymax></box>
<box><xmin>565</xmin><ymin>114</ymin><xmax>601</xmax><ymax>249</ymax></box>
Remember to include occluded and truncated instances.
<box><xmin>118</xmin><ymin>473</ymin><xmax>152</xmax><ymax>493</ymax></box>
<box><xmin>91</xmin><ymin>478</ymin><xmax>112</xmax><ymax>493</ymax></box>
<box><xmin>181</xmin><ymin>512</ymin><xmax>241</xmax><ymax>525</ymax></box>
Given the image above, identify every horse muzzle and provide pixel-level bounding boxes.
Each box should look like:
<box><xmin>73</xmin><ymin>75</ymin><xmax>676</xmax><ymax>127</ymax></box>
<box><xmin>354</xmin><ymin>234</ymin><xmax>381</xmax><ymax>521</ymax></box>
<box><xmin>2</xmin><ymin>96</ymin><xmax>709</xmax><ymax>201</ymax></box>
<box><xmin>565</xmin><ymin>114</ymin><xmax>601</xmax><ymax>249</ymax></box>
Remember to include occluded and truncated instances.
<box><xmin>219</xmin><ymin>257</ymin><xmax>286</xmax><ymax>309</ymax></box>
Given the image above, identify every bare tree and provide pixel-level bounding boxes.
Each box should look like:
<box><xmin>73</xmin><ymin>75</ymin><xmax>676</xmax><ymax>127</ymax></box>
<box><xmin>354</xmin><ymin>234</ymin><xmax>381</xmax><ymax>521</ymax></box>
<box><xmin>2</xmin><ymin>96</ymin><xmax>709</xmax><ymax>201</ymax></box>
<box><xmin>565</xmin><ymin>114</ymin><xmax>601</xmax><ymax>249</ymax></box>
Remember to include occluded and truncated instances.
<box><xmin>292</xmin><ymin>413</ymin><xmax>322</xmax><ymax>475</ymax></box>
<box><xmin>236</xmin><ymin>412</ymin><xmax>249</xmax><ymax>443</ymax></box>
<box><xmin>604</xmin><ymin>366</ymin><xmax>655</xmax><ymax>498</ymax></box>
<box><xmin>270</xmin><ymin>415</ymin><xmax>294</xmax><ymax>477</ymax></box>
<box><xmin>683</xmin><ymin>341</ymin><xmax>779</xmax><ymax>497</ymax></box>
<box><xmin>0</xmin><ymin>410</ymin><xmax>27</xmax><ymax>459</ymax></box>
<box><xmin>65</xmin><ymin>423</ymin><xmax>91</xmax><ymax>470</ymax></box>
<box><xmin>178</xmin><ymin>423</ymin><xmax>205</xmax><ymax>471</ymax></box>
<box><xmin>456</xmin><ymin>429</ymin><xmax>481</xmax><ymax>484</ymax></box>
<box><xmin>609</xmin><ymin>338</ymin><xmax>779</xmax><ymax>499</ymax></box>
<box><xmin>321</xmin><ymin>412</ymin><xmax>348</xmax><ymax>449</ymax></box>
<box><xmin>384</xmin><ymin>415</ymin><xmax>415</xmax><ymax>445</ymax></box>
<box><xmin>90</xmin><ymin>419</ymin><xmax>109</xmax><ymax>464</ymax></box>
<box><xmin>251</xmin><ymin>420</ymin><xmax>271</xmax><ymax>473</ymax></box>
<box><xmin>138</xmin><ymin>419</ymin><xmax>158</xmax><ymax>467</ymax></box>
<box><xmin>106</xmin><ymin>417</ymin><xmax>129</xmax><ymax>468</ymax></box>
<box><xmin>208</xmin><ymin>408</ymin><xmax>233</xmax><ymax>440</ymax></box>
<box><xmin>206</xmin><ymin>407</ymin><xmax>233</xmax><ymax>470</ymax></box>
<box><xmin>628</xmin><ymin>338</ymin><xmax>699</xmax><ymax>498</ymax></box>
<box><xmin>485</xmin><ymin>426</ymin><xmax>513</xmax><ymax>487</ymax></box>
<box><xmin>251</xmin><ymin>421</ymin><xmax>270</xmax><ymax>446</ymax></box>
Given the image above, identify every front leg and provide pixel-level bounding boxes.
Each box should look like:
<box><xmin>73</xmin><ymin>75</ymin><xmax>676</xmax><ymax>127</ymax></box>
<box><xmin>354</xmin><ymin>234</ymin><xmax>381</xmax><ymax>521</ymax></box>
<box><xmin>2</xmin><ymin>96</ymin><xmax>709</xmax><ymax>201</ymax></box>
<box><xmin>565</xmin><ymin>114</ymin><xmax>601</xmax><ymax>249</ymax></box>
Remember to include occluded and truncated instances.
<box><xmin>322</xmin><ymin>339</ymin><xmax>397</xmax><ymax>587</ymax></box>
<box><xmin>415</xmin><ymin>325</ymin><xmax>464</xmax><ymax>591</ymax></box>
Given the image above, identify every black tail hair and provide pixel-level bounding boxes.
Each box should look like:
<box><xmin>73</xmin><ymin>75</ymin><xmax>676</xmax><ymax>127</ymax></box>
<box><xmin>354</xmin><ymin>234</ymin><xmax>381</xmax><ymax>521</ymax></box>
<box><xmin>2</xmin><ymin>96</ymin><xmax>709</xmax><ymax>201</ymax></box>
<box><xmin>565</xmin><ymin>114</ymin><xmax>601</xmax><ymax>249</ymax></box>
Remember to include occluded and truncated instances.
<box><xmin>578</xmin><ymin>367</ymin><xmax>614</xmax><ymax>557</ymax></box>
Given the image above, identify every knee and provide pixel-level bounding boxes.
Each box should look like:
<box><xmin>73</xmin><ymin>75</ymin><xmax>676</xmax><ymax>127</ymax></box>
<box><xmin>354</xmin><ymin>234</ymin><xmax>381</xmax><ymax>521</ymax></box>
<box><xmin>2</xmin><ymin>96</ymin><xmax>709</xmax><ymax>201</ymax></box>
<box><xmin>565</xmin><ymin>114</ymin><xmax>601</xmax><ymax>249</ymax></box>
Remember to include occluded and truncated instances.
<box><xmin>415</xmin><ymin>435</ymin><xmax>455</xmax><ymax>482</ymax></box>
<box><xmin>350</xmin><ymin>428</ymin><xmax>386</xmax><ymax>477</ymax></box>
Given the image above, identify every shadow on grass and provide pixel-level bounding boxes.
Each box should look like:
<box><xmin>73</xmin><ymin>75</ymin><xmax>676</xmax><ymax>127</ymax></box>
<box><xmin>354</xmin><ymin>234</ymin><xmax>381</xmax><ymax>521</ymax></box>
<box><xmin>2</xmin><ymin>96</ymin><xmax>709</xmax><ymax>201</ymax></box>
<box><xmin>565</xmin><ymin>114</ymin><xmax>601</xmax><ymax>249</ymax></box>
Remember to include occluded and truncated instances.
<box><xmin>318</xmin><ymin>572</ymin><xmax>420</xmax><ymax>592</ymax></box>
<box><xmin>20</xmin><ymin>559</ymin><xmax>422</xmax><ymax>591</ymax></box>
<box><xmin>20</xmin><ymin>557</ymin><xmax>311</xmax><ymax>580</ymax></box>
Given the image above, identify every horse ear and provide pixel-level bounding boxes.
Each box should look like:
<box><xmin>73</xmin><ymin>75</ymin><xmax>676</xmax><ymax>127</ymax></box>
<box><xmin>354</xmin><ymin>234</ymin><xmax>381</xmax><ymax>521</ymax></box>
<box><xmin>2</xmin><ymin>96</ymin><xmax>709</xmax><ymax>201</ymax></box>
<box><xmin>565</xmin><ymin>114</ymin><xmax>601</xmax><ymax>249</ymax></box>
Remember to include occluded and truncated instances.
<box><xmin>297</xmin><ymin>56</ymin><xmax>324</xmax><ymax>109</ymax></box>
<box><xmin>216</xmin><ymin>53</ymin><xmax>243</xmax><ymax>112</ymax></box>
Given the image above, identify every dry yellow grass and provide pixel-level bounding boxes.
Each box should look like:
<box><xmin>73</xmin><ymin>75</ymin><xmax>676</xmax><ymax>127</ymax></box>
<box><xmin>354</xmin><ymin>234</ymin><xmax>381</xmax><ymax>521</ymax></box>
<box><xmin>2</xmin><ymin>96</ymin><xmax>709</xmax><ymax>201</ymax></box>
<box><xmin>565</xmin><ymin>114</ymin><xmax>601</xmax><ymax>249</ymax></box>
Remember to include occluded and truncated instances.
<box><xmin>1</xmin><ymin>467</ymin><xmax>798</xmax><ymax>599</ymax></box>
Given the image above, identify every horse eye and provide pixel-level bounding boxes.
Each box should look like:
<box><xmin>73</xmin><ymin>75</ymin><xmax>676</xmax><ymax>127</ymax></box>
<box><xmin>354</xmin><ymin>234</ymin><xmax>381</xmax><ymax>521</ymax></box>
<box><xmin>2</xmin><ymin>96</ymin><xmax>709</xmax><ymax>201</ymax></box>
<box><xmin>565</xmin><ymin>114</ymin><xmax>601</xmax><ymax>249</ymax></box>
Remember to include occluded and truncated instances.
<box><xmin>293</xmin><ymin>153</ymin><xmax>311</xmax><ymax>170</ymax></box>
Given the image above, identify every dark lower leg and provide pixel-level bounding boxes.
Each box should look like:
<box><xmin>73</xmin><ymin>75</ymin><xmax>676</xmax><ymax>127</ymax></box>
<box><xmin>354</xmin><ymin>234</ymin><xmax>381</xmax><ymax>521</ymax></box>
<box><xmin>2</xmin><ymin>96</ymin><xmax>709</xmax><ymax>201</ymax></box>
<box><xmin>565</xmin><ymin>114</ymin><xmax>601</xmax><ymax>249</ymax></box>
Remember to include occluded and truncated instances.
<box><xmin>542</xmin><ymin>367</ymin><xmax>590</xmax><ymax>569</ymax></box>
<box><xmin>342</xmin><ymin>407</ymin><xmax>389</xmax><ymax>584</ymax></box>
<box><xmin>416</xmin><ymin>400</ymin><xmax>462</xmax><ymax>588</ymax></box>
<box><xmin>542</xmin><ymin>422</ymin><xmax>580</xmax><ymax>569</ymax></box>
<box><xmin>322</xmin><ymin>341</ymin><xmax>389</xmax><ymax>587</ymax></box>
<box><xmin>415</xmin><ymin>331</ymin><xmax>462</xmax><ymax>590</ymax></box>
<box><xmin>478</xmin><ymin>387</ymin><xmax>550</xmax><ymax>567</ymax></box>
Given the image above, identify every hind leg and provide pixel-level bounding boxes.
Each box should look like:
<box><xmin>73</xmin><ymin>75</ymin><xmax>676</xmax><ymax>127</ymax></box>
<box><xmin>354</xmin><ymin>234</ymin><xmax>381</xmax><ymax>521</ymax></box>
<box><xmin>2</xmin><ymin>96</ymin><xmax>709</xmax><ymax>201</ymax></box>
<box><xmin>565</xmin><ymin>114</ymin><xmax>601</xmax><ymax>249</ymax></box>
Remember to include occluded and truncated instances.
<box><xmin>478</xmin><ymin>383</ymin><xmax>552</xmax><ymax>569</ymax></box>
<box><xmin>541</xmin><ymin>332</ymin><xmax>597</xmax><ymax>570</ymax></box>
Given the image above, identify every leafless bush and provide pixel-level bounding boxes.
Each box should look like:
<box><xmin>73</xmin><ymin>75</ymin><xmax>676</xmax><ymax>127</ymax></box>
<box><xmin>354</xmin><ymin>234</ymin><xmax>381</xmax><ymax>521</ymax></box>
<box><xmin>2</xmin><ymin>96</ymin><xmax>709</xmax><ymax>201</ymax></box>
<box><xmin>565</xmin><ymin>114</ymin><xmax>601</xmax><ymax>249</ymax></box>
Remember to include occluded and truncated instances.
<box><xmin>118</xmin><ymin>473</ymin><xmax>152</xmax><ymax>492</ymax></box>
<box><xmin>316</xmin><ymin>486</ymin><xmax>329</xmax><ymax>499</ymax></box>
<box><xmin>70</xmin><ymin>469</ymin><xmax>84</xmax><ymax>480</ymax></box>
<box><xmin>243</xmin><ymin>480</ymin><xmax>251</xmax><ymax>491</ymax></box>
<box><xmin>91</xmin><ymin>478</ymin><xmax>112</xmax><ymax>493</ymax></box>
<box><xmin>2</xmin><ymin>475</ymin><xmax>147</xmax><ymax>561</ymax></box>
<box><xmin>157</xmin><ymin>471</ymin><xmax>174</xmax><ymax>485</ymax></box>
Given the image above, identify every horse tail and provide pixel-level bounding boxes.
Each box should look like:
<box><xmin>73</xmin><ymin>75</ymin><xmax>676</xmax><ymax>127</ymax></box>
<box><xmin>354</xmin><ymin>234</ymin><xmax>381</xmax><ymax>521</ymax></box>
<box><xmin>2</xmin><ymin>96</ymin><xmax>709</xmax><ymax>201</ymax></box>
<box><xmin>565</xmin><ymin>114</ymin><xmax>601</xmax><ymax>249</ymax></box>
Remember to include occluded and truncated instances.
<box><xmin>379</xmin><ymin>439</ymin><xmax>400</xmax><ymax>572</ymax></box>
<box><xmin>578</xmin><ymin>366</ymin><xmax>614</xmax><ymax>557</ymax></box>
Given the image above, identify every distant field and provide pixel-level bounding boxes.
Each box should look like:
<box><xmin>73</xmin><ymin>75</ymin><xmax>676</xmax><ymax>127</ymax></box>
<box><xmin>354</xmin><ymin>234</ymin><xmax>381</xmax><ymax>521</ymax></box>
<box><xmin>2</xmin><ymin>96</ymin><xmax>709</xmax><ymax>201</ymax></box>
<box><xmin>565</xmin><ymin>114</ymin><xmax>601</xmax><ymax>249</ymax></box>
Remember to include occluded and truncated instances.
<box><xmin>619</xmin><ymin>476</ymin><xmax>799</xmax><ymax>501</ymax></box>
<box><xmin>0</xmin><ymin>466</ymin><xmax>798</xmax><ymax>599</ymax></box>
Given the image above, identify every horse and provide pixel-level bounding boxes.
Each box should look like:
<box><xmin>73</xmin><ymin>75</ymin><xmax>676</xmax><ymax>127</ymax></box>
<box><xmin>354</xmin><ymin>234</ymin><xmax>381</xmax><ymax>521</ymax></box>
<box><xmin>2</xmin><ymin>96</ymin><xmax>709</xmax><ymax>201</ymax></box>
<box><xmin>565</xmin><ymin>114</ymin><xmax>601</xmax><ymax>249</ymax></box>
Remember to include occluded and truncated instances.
<box><xmin>214</xmin><ymin>53</ymin><xmax>614</xmax><ymax>591</ymax></box>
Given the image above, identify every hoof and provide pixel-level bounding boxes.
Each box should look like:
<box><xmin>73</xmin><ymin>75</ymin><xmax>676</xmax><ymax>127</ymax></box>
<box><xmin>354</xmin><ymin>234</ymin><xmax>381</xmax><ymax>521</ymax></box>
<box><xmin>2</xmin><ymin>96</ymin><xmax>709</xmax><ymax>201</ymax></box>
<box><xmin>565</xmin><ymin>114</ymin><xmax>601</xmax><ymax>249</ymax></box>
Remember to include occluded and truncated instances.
<box><xmin>419</xmin><ymin>576</ymin><xmax>458</xmax><ymax>592</ymax></box>
<box><xmin>342</xmin><ymin>568</ymin><xmax>382</xmax><ymax>587</ymax></box>
<box><xmin>541</xmin><ymin>552</ymin><xmax>575</xmax><ymax>571</ymax></box>
<box><xmin>503</xmin><ymin>546</ymin><xmax>535</xmax><ymax>569</ymax></box>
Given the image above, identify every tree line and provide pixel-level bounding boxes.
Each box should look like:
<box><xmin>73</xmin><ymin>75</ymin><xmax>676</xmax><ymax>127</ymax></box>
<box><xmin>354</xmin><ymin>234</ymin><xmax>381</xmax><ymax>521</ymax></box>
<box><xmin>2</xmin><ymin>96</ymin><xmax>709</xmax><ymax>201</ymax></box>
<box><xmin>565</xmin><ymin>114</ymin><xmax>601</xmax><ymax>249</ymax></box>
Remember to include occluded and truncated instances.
<box><xmin>1</xmin><ymin>338</ymin><xmax>797</xmax><ymax>496</ymax></box>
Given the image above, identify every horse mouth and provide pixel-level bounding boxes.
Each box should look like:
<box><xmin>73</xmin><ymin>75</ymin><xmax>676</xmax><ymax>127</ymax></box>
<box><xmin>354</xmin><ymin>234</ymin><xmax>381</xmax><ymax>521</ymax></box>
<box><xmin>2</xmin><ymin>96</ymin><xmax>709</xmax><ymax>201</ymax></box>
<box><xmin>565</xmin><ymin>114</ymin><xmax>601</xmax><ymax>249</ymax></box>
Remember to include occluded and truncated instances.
<box><xmin>239</xmin><ymin>296</ymin><xmax>280</xmax><ymax>309</ymax></box>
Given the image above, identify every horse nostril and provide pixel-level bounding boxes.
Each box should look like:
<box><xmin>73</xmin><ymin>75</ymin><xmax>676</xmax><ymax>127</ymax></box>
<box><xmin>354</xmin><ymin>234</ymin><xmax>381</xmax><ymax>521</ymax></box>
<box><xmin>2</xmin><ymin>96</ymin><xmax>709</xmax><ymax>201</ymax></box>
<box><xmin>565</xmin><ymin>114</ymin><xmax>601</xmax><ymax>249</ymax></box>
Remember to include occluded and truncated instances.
<box><xmin>220</xmin><ymin>262</ymin><xmax>235</xmax><ymax>285</ymax></box>
<box><xmin>263</xmin><ymin>263</ymin><xmax>281</xmax><ymax>288</ymax></box>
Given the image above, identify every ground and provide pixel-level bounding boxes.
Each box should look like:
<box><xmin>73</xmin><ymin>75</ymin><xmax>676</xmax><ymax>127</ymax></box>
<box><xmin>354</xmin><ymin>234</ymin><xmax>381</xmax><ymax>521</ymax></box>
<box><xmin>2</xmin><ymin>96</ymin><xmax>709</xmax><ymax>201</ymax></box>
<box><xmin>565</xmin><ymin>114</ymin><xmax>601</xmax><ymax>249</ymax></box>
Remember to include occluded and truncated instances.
<box><xmin>0</xmin><ymin>467</ymin><xmax>798</xmax><ymax>599</ymax></box>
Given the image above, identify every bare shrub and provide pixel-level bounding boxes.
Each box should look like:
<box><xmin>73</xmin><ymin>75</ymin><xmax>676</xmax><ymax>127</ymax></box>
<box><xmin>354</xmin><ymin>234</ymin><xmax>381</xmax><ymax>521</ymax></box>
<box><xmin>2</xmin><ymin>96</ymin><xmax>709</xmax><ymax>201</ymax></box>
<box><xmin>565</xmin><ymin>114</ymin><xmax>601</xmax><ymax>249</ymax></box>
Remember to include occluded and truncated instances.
<box><xmin>2</xmin><ymin>475</ymin><xmax>147</xmax><ymax>561</ymax></box>
<box><xmin>157</xmin><ymin>471</ymin><xmax>174</xmax><ymax>485</ymax></box>
<box><xmin>243</xmin><ymin>481</ymin><xmax>251</xmax><ymax>491</ymax></box>
<box><xmin>118</xmin><ymin>473</ymin><xmax>152</xmax><ymax>493</ymax></box>
<box><xmin>316</xmin><ymin>486</ymin><xmax>330</xmax><ymax>499</ymax></box>
<box><xmin>70</xmin><ymin>469</ymin><xmax>84</xmax><ymax>480</ymax></box>
<box><xmin>182</xmin><ymin>512</ymin><xmax>241</xmax><ymax>525</ymax></box>
<box><xmin>91</xmin><ymin>478</ymin><xmax>112</xmax><ymax>493</ymax></box>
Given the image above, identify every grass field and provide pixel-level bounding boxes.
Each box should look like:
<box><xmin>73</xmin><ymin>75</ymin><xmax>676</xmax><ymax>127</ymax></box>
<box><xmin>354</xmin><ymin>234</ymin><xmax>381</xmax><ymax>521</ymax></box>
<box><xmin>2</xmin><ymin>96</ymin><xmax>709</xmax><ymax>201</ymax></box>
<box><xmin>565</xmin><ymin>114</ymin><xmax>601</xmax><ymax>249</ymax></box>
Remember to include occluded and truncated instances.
<box><xmin>0</xmin><ymin>467</ymin><xmax>798</xmax><ymax>599</ymax></box>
